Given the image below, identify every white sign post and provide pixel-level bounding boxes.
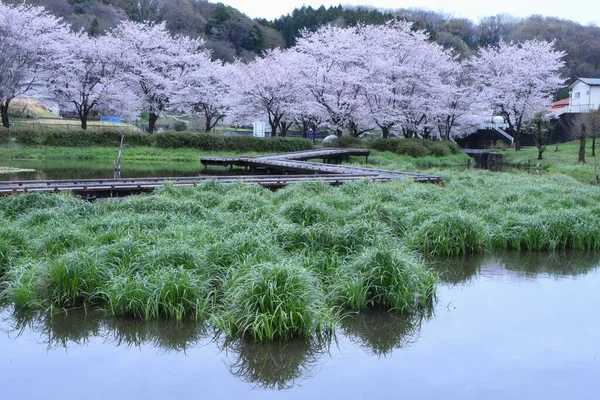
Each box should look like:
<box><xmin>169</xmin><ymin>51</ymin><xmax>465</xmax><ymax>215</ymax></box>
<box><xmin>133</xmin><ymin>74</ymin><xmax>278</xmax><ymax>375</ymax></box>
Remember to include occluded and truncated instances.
<box><xmin>253</xmin><ymin>121</ymin><xmax>266</xmax><ymax>137</ymax></box>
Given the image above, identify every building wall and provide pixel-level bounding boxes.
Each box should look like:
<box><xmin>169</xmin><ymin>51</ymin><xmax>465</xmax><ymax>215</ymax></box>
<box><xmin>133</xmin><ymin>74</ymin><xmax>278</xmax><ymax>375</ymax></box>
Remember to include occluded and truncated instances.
<box><xmin>569</xmin><ymin>81</ymin><xmax>600</xmax><ymax>112</ymax></box>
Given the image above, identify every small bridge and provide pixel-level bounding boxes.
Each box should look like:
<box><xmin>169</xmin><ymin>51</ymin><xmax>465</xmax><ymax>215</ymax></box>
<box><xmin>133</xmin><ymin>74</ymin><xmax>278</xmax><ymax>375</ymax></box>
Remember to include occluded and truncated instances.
<box><xmin>0</xmin><ymin>148</ymin><xmax>440</xmax><ymax>196</ymax></box>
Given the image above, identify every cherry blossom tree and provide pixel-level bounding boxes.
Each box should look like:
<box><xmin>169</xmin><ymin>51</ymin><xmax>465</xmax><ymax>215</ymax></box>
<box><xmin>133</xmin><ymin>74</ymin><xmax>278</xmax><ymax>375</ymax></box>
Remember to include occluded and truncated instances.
<box><xmin>473</xmin><ymin>40</ymin><xmax>565</xmax><ymax>150</ymax></box>
<box><xmin>228</xmin><ymin>49</ymin><xmax>304</xmax><ymax>137</ymax></box>
<box><xmin>172</xmin><ymin>58</ymin><xmax>230</xmax><ymax>132</ymax></box>
<box><xmin>358</xmin><ymin>21</ymin><xmax>456</xmax><ymax>139</ymax></box>
<box><xmin>294</xmin><ymin>25</ymin><xmax>369</xmax><ymax>137</ymax></box>
<box><xmin>0</xmin><ymin>0</ymin><xmax>70</xmax><ymax>128</ymax></box>
<box><xmin>44</xmin><ymin>33</ymin><xmax>137</xmax><ymax>129</ymax></box>
<box><xmin>435</xmin><ymin>63</ymin><xmax>488</xmax><ymax>140</ymax></box>
<box><xmin>108</xmin><ymin>20</ymin><xmax>210</xmax><ymax>133</ymax></box>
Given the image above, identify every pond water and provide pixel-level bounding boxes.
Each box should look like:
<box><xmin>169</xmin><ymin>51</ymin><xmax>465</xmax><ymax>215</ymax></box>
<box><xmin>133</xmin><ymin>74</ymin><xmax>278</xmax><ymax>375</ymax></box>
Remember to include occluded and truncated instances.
<box><xmin>1</xmin><ymin>251</ymin><xmax>599</xmax><ymax>399</ymax></box>
<box><xmin>0</xmin><ymin>159</ymin><xmax>258</xmax><ymax>181</ymax></box>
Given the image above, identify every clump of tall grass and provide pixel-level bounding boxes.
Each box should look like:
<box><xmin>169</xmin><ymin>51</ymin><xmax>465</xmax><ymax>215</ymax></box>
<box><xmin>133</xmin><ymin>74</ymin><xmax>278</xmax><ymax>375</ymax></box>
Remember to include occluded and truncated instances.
<box><xmin>3</xmin><ymin>260</ymin><xmax>45</xmax><ymax>309</ymax></box>
<box><xmin>407</xmin><ymin>212</ymin><xmax>486</xmax><ymax>256</ymax></box>
<box><xmin>333</xmin><ymin>245</ymin><xmax>436</xmax><ymax>313</ymax></box>
<box><xmin>101</xmin><ymin>267</ymin><xmax>210</xmax><ymax>320</ymax></box>
<box><xmin>44</xmin><ymin>250</ymin><xmax>107</xmax><ymax>307</ymax></box>
<box><xmin>491</xmin><ymin>215</ymin><xmax>549</xmax><ymax>250</ymax></box>
<box><xmin>216</xmin><ymin>262</ymin><xmax>335</xmax><ymax>340</ymax></box>
<box><xmin>0</xmin><ymin>192</ymin><xmax>78</xmax><ymax>219</ymax></box>
<box><xmin>36</xmin><ymin>228</ymin><xmax>88</xmax><ymax>257</ymax></box>
<box><xmin>279</xmin><ymin>200</ymin><xmax>336</xmax><ymax>226</ymax></box>
<box><xmin>201</xmin><ymin>230</ymin><xmax>283</xmax><ymax>292</ymax></box>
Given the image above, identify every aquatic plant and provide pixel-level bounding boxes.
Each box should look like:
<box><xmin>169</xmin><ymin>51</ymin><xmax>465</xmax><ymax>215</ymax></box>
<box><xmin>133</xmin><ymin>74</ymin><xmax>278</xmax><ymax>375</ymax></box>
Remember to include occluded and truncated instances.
<box><xmin>216</xmin><ymin>262</ymin><xmax>335</xmax><ymax>340</ymax></box>
<box><xmin>333</xmin><ymin>245</ymin><xmax>436</xmax><ymax>313</ymax></box>
<box><xmin>1</xmin><ymin>169</ymin><xmax>600</xmax><ymax>342</ymax></box>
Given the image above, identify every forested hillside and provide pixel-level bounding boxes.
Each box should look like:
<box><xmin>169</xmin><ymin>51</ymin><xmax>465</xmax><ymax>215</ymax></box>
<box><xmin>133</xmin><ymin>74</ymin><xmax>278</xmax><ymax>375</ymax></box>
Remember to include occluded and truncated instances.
<box><xmin>4</xmin><ymin>0</ymin><xmax>285</xmax><ymax>61</ymax></box>
<box><xmin>5</xmin><ymin>1</ymin><xmax>600</xmax><ymax>86</ymax></box>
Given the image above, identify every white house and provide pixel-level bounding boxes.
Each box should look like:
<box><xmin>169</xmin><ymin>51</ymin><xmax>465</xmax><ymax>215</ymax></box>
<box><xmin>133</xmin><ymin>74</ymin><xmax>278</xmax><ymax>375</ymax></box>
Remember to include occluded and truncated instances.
<box><xmin>566</xmin><ymin>77</ymin><xmax>600</xmax><ymax>113</ymax></box>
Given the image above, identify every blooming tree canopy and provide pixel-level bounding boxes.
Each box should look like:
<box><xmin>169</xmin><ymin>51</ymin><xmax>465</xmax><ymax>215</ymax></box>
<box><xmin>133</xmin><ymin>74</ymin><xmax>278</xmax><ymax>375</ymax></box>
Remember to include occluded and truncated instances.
<box><xmin>473</xmin><ymin>40</ymin><xmax>565</xmax><ymax>150</ymax></box>
<box><xmin>45</xmin><ymin>32</ymin><xmax>137</xmax><ymax>129</ymax></box>
<box><xmin>228</xmin><ymin>48</ymin><xmax>305</xmax><ymax>136</ymax></box>
<box><xmin>172</xmin><ymin>58</ymin><xmax>231</xmax><ymax>133</ymax></box>
<box><xmin>109</xmin><ymin>20</ymin><xmax>210</xmax><ymax>133</ymax></box>
<box><xmin>0</xmin><ymin>0</ymin><xmax>70</xmax><ymax>128</ymax></box>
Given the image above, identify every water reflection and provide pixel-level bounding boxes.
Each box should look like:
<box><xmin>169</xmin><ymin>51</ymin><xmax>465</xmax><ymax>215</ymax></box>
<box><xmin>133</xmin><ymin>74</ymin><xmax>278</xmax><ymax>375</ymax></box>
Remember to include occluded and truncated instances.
<box><xmin>3</xmin><ymin>307</ymin><xmax>208</xmax><ymax>353</ymax></box>
<box><xmin>339</xmin><ymin>310</ymin><xmax>429</xmax><ymax>357</ymax></box>
<box><xmin>431</xmin><ymin>250</ymin><xmax>600</xmax><ymax>285</ymax></box>
<box><xmin>0</xmin><ymin>159</ymin><xmax>202</xmax><ymax>181</ymax></box>
<box><xmin>219</xmin><ymin>335</ymin><xmax>332</xmax><ymax>390</ymax></box>
<box><xmin>1</xmin><ymin>250</ymin><xmax>599</xmax><ymax>393</ymax></box>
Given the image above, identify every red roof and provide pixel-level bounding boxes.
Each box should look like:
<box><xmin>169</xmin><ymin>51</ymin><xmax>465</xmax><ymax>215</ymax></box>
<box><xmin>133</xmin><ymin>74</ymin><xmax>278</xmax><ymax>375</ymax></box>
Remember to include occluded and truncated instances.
<box><xmin>549</xmin><ymin>98</ymin><xmax>569</xmax><ymax>112</ymax></box>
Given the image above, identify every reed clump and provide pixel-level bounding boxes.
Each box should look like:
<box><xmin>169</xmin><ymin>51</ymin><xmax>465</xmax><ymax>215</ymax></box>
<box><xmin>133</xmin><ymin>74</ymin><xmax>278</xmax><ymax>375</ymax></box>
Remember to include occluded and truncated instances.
<box><xmin>1</xmin><ymin>170</ymin><xmax>599</xmax><ymax>341</ymax></box>
<box><xmin>216</xmin><ymin>262</ymin><xmax>334</xmax><ymax>340</ymax></box>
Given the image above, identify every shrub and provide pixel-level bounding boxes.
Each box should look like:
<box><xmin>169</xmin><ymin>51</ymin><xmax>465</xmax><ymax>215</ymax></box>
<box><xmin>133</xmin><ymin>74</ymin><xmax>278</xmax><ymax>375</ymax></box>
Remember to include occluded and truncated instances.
<box><xmin>370</xmin><ymin>138</ymin><xmax>460</xmax><ymax>158</ymax></box>
<box><xmin>153</xmin><ymin>131</ymin><xmax>312</xmax><ymax>152</ymax></box>
<box><xmin>12</xmin><ymin>128</ymin><xmax>151</xmax><ymax>147</ymax></box>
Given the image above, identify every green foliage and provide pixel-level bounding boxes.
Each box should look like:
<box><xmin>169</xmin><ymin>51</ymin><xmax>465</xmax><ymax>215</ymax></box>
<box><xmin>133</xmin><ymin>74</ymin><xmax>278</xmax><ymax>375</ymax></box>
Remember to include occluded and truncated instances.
<box><xmin>12</xmin><ymin>128</ymin><xmax>152</xmax><ymax>147</ymax></box>
<box><xmin>370</xmin><ymin>138</ymin><xmax>459</xmax><ymax>158</ymax></box>
<box><xmin>153</xmin><ymin>131</ymin><xmax>312</xmax><ymax>152</ymax></box>
<box><xmin>322</xmin><ymin>136</ymin><xmax>365</xmax><ymax>148</ymax></box>
<box><xmin>407</xmin><ymin>212</ymin><xmax>486</xmax><ymax>256</ymax></box>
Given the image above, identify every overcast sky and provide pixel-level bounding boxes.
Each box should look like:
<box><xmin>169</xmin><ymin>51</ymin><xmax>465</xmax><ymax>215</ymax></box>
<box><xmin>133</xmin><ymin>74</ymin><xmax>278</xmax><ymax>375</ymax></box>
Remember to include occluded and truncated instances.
<box><xmin>222</xmin><ymin>0</ymin><xmax>600</xmax><ymax>26</ymax></box>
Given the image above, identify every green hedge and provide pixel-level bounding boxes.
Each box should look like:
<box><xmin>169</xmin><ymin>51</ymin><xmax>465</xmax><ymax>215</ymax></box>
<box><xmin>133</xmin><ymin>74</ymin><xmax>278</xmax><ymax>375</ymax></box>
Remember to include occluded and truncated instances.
<box><xmin>153</xmin><ymin>131</ymin><xmax>313</xmax><ymax>152</ymax></box>
<box><xmin>370</xmin><ymin>138</ymin><xmax>460</xmax><ymax>157</ymax></box>
<box><xmin>12</xmin><ymin>128</ymin><xmax>152</xmax><ymax>147</ymax></box>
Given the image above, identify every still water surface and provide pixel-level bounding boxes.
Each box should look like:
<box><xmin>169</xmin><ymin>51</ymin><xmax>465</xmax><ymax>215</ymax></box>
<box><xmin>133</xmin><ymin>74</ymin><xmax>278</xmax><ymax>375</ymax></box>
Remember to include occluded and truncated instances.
<box><xmin>1</xmin><ymin>251</ymin><xmax>599</xmax><ymax>399</ymax></box>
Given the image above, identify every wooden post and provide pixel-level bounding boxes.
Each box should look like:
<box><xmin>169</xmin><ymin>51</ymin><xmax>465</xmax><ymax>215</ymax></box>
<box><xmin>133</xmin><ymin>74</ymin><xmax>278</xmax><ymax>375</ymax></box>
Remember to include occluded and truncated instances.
<box><xmin>114</xmin><ymin>135</ymin><xmax>124</xmax><ymax>179</ymax></box>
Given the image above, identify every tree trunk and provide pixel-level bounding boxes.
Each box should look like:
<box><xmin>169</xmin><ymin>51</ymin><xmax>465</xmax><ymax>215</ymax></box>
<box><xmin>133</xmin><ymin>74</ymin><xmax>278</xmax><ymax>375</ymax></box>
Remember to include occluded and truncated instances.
<box><xmin>1</xmin><ymin>100</ymin><xmax>11</xmax><ymax>129</ymax></box>
<box><xmin>382</xmin><ymin>126</ymin><xmax>390</xmax><ymax>139</ymax></box>
<box><xmin>537</xmin><ymin>148</ymin><xmax>543</xmax><ymax>160</ymax></box>
<box><xmin>279</xmin><ymin>121</ymin><xmax>293</xmax><ymax>137</ymax></box>
<box><xmin>514</xmin><ymin>130</ymin><xmax>521</xmax><ymax>151</ymax></box>
<box><xmin>579</xmin><ymin>137</ymin><xmax>586</xmax><ymax>163</ymax></box>
<box><xmin>148</xmin><ymin>112</ymin><xmax>159</xmax><ymax>134</ymax></box>
<box><xmin>204</xmin><ymin>111</ymin><xmax>224</xmax><ymax>132</ymax></box>
<box><xmin>592</xmin><ymin>136</ymin><xmax>596</xmax><ymax>157</ymax></box>
<box><xmin>205</xmin><ymin>116</ymin><xmax>213</xmax><ymax>132</ymax></box>
<box><xmin>78</xmin><ymin>108</ymin><xmax>89</xmax><ymax>130</ymax></box>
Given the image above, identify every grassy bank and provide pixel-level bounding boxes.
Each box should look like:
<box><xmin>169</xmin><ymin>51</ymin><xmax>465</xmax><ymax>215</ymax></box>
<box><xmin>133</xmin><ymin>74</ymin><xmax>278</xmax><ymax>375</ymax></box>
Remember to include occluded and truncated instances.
<box><xmin>499</xmin><ymin>140</ymin><xmax>600</xmax><ymax>183</ymax></box>
<box><xmin>0</xmin><ymin>143</ymin><xmax>472</xmax><ymax>170</ymax></box>
<box><xmin>1</xmin><ymin>171</ymin><xmax>599</xmax><ymax>340</ymax></box>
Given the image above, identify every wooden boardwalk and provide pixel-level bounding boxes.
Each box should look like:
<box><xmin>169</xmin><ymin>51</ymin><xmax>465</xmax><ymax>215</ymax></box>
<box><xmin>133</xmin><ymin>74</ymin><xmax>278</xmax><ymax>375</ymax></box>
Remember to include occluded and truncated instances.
<box><xmin>0</xmin><ymin>148</ymin><xmax>440</xmax><ymax>196</ymax></box>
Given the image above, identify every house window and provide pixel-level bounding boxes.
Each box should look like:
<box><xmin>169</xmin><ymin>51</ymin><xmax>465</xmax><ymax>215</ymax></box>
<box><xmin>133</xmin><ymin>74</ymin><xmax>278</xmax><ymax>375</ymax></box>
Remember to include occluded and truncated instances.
<box><xmin>586</xmin><ymin>90</ymin><xmax>590</xmax><ymax>95</ymax></box>
<box><xmin>574</xmin><ymin>92</ymin><xmax>581</xmax><ymax>99</ymax></box>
